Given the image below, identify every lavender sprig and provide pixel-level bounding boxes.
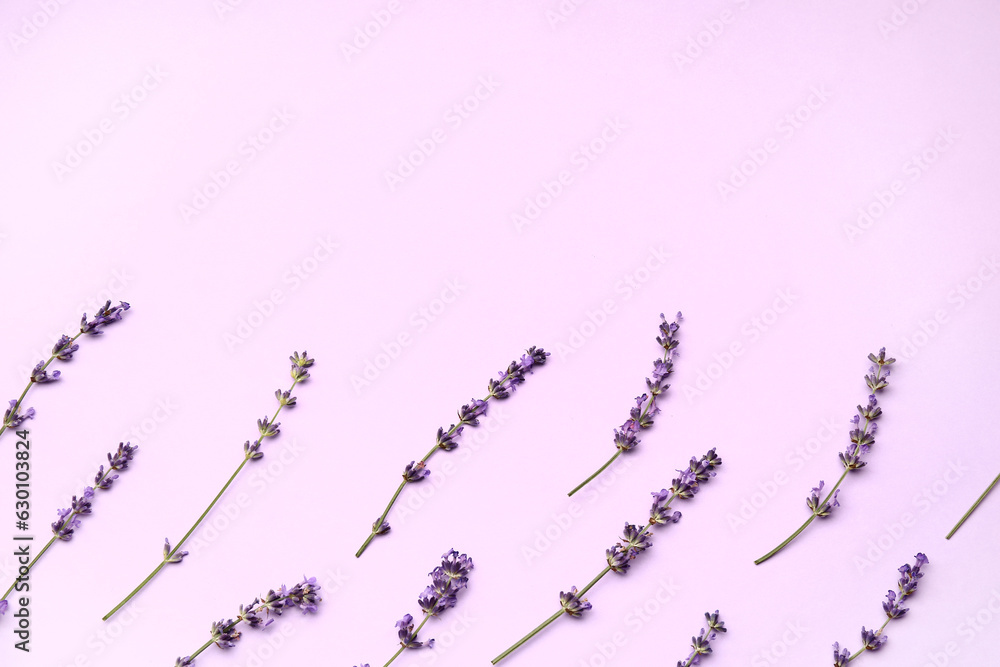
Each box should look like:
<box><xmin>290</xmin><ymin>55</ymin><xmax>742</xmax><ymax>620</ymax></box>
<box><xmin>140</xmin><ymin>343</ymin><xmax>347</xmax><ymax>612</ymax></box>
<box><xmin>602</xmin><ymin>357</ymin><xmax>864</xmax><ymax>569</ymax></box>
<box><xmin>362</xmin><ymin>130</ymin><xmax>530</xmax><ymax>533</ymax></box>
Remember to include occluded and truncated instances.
<box><xmin>355</xmin><ymin>550</ymin><xmax>474</xmax><ymax>667</ymax></box>
<box><xmin>1</xmin><ymin>301</ymin><xmax>130</xmax><ymax>442</ymax></box>
<box><xmin>356</xmin><ymin>347</ymin><xmax>549</xmax><ymax>558</ymax></box>
<box><xmin>945</xmin><ymin>471</ymin><xmax>999</xmax><ymax>539</ymax></box>
<box><xmin>491</xmin><ymin>449</ymin><xmax>722</xmax><ymax>664</ymax></box>
<box><xmin>103</xmin><ymin>351</ymin><xmax>314</xmax><ymax>620</ymax></box>
<box><xmin>755</xmin><ymin>349</ymin><xmax>894</xmax><ymax>565</ymax></box>
<box><xmin>0</xmin><ymin>442</ymin><xmax>138</xmax><ymax>617</ymax></box>
<box><xmin>677</xmin><ymin>611</ymin><xmax>727</xmax><ymax>667</ymax></box>
<box><xmin>567</xmin><ymin>312</ymin><xmax>681</xmax><ymax>497</ymax></box>
<box><xmin>173</xmin><ymin>576</ymin><xmax>322</xmax><ymax>665</ymax></box>
<box><xmin>832</xmin><ymin>554</ymin><xmax>928</xmax><ymax>665</ymax></box>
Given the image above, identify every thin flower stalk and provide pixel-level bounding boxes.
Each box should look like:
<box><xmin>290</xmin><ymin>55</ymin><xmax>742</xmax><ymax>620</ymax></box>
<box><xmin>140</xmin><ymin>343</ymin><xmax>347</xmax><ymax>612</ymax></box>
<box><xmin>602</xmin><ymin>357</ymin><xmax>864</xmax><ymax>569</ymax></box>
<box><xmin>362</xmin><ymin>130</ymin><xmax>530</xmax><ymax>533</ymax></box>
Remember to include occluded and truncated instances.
<box><xmin>353</xmin><ymin>550</ymin><xmax>474</xmax><ymax>667</ymax></box>
<box><xmin>1</xmin><ymin>301</ymin><xmax>131</xmax><ymax>442</ymax></box>
<box><xmin>492</xmin><ymin>448</ymin><xmax>722</xmax><ymax>664</ymax></box>
<box><xmin>356</xmin><ymin>348</ymin><xmax>549</xmax><ymax>558</ymax></box>
<box><xmin>568</xmin><ymin>312</ymin><xmax>681</xmax><ymax>497</ymax></box>
<box><xmin>755</xmin><ymin>349</ymin><xmax>895</xmax><ymax>565</ymax></box>
<box><xmin>0</xmin><ymin>442</ymin><xmax>138</xmax><ymax>617</ymax></box>
<box><xmin>103</xmin><ymin>351</ymin><xmax>315</xmax><ymax>620</ymax></box>
<box><xmin>676</xmin><ymin>611</ymin><xmax>727</xmax><ymax>667</ymax></box>
<box><xmin>832</xmin><ymin>553</ymin><xmax>928</xmax><ymax>665</ymax></box>
<box><xmin>945</xmin><ymin>471</ymin><xmax>999</xmax><ymax>539</ymax></box>
<box><xmin>174</xmin><ymin>576</ymin><xmax>322</xmax><ymax>666</ymax></box>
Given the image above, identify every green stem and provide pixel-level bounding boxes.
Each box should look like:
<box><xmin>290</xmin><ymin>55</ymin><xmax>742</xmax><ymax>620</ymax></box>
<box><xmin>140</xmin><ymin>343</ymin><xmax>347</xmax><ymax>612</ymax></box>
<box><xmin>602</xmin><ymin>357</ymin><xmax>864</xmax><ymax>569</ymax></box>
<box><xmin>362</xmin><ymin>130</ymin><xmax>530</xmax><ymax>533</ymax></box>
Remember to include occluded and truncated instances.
<box><xmin>382</xmin><ymin>614</ymin><xmax>431</xmax><ymax>667</ymax></box>
<box><xmin>0</xmin><ymin>333</ymin><xmax>82</xmax><ymax>441</ymax></box>
<box><xmin>102</xmin><ymin>379</ymin><xmax>298</xmax><ymax>620</ymax></box>
<box><xmin>946</xmin><ymin>471</ymin><xmax>1000</xmax><ymax>539</ymax></box>
<box><xmin>491</xmin><ymin>608</ymin><xmax>566</xmax><ymax>664</ymax></box>
<box><xmin>356</xmin><ymin>368</ymin><xmax>522</xmax><ymax>558</ymax></box>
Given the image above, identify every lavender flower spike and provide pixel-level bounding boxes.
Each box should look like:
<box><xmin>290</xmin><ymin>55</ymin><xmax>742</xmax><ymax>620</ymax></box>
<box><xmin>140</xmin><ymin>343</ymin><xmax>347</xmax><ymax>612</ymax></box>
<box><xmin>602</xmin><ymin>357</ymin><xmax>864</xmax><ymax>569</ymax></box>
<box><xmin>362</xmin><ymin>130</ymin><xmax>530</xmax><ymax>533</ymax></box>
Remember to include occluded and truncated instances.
<box><xmin>568</xmin><ymin>312</ymin><xmax>682</xmax><ymax>497</ymax></box>
<box><xmin>946</xmin><ymin>470</ymin><xmax>1000</xmax><ymax>539</ymax></box>
<box><xmin>0</xmin><ymin>300</ymin><xmax>130</xmax><ymax>444</ymax></box>
<box><xmin>492</xmin><ymin>449</ymin><xmax>722</xmax><ymax>664</ymax></box>
<box><xmin>103</xmin><ymin>352</ymin><xmax>314</xmax><ymax>621</ymax></box>
<box><xmin>832</xmin><ymin>554</ymin><xmax>928</xmax><ymax>665</ymax></box>
<box><xmin>174</xmin><ymin>576</ymin><xmax>322</xmax><ymax>665</ymax></box>
<box><xmin>360</xmin><ymin>549</ymin><xmax>474</xmax><ymax>667</ymax></box>
<box><xmin>755</xmin><ymin>349</ymin><xmax>895</xmax><ymax>565</ymax></box>
<box><xmin>0</xmin><ymin>442</ymin><xmax>138</xmax><ymax>618</ymax></box>
<box><xmin>676</xmin><ymin>611</ymin><xmax>727</xmax><ymax>667</ymax></box>
<box><xmin>356</xmin><ymin>347</ymin><xmax>549</xmax><ymax>558</ymax></box>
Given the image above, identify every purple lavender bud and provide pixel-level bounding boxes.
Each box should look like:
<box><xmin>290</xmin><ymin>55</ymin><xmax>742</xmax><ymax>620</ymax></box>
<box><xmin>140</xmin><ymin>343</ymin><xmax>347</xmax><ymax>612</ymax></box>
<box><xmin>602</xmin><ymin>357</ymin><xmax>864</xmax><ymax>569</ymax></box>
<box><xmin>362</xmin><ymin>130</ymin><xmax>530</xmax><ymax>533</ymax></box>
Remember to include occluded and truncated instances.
<box><xmin>52</xmin><ymin>335</ymin><xmax>79</xmax><ymax>361</ymax></box>
<box><xmin>806</xmin><ymin>481</ymin><xmax>840</xmax><ymax>517</ymax></box>
<box><xmin>436</xmin><ymin>549</ymin><xmax>474</xmax><ymax>584</ymax></box>
<box><xmin>211</xmin><ymin>619</ymin><xmax>241</xmax><ymax>648</ymax></box>
<box><xmin>457</xmin><ymin>399</ymin><xmax>488</xmax><ymax>425</ymax></box>
<box><xmin>649</xmin><ymin>488</ymin><xmax>682</xmax><ymax>525</ymax></box>
<box><xmin>257</xmin><ymin>417</ymin><xmax>280</xmax><ymax>438</ymax></box>
<box><xmin>275</xmin><ymin>389</ymin><xmax>297</xmax><ymax>407</ymax></box>
<box><xmin>860</xmin><ymin>626</ymin><xmax>886</xmax><ymax>651</ymax></box>
<box><xmin>396</xmin><ymin>614</ymin><xmax>430</xmax><ymax>649</ymax></box>
<box><xmin>174</xmin><ymin>658</ymin><xmax>194</xmax><ymax>666</ymax></box>
<box><xmin>373</xmin><ymin>519</ymin><xmax>390</xmax><ymax>535</ymax></box>
<box><xmin>403</xmin><ymin>461</ymin><xmax>430</xmax><ymax>482</ymax></box>
<box><xmin>244</xmin><ymin>440</ymin><xmax>263</xmax><ymax>460</ymax></box>
<box><xmin>705</xmin><ymin>610</ymin><xmax>726</xmax><ymax>634</ymax></box>
<box><xmin>620</xmin><ymin>523</ymin><xmax>653</xmax><ymax>556</ymax></box>
<box><xmin>290</xmin><ymin>351</ymin><xmax>315</xmax><ymax>368</ymax></box>
<box><xmin>51</xmin><ymin>487</ymin><xmax>95</xmax><ymax>540</ymax></box>
<box><xmin>559</xmin><ymin>587</ymin><xmax>592</xmax><ymax>617</ymax></box>
<box><xmin>833</xmin><ymin>642</ymin><xmax>850</xmax><ymax>667</ymax></box>
<box><xmin>79</xmin><ymin>301</ymin><xmax>130</xmax><ymax>335</ymax></box>
<box><xmin>0</xmin><ymin>600</ymin><xmax>7</xmax><ymax>616</ymax></box>
<box><xmin>163</xmin><ymin>538</ymin><xmax>188</xmax><ymax>564</ymax></box>
<box><xmin>606</xmin><ymin>545</ymin><xmax>631</xmax><ymax>573</ymax></box>
<box><xmin>613</xmin><ymin>427</ymin><xmax>639</xmax><ymax>452</ymax></box>
<box><xmin>29</xmin><ymin>361</ymin><xmax>60</xmax><ymax>383</ymax></box>
<box><xmin>435</xmin><ymin>426</ymin><xmax>462</xmax><ymax>451</ymax></box>
<box><xmin>286</xmin><ymin>576</ymin><xmax>322</xmax><ymax>613</ymax></box>
<box><xmin>4</xmin><ymin>400</ymin><xmax>35</xmax><ymax>429</ymax></box>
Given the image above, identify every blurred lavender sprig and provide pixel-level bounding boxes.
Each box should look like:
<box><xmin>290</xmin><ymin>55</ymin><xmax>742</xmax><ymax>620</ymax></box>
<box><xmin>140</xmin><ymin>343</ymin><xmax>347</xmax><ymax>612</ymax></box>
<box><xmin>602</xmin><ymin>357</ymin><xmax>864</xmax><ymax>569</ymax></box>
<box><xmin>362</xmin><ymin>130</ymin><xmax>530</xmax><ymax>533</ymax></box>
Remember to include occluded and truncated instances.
<box><xmin>945</xmin><ymin>471</ymin><xmax>999</xmax><ymax>539</ymax></box>
<box><xmin>567</xmin><ymin>312</ymin><xmax>681</xmax><ymax>497</ymax></box>
<box><xmin>356</xmin><ymin>348</ymin><xmax>549</xmax><ymax>558</ymax></box>
<box><xmin>755</xmin><ymin>349</ymin><xmax>894</xmax><ymax>565</ymax></box>
<box><xmin>355</xmin><ymin>549</ymin><xmax>474</xmax><ymax>667</ymax></box>
<box><xmin>492</xmin><ymin>448</ymin><xmax>722</xmax><ymax>664</ymax></box>
<box><xmin>677</xmin><ymin>611</ymin><xmax>727</xmax><ymax>667</ymax></box>
<box><xmin>174</xmin><ymin>576</ymin><xmax>322</xmax><ymax>665</ymax></box>
<box><xmin>832</xmin><ymin>553</ymin><xmax>928</xmax><ymax>665</ymax></box>
<box><xmin>0</xmin><ymin>442</ymin><xmax>138</xmax><ymax>617</ymax></box>
<box><xmin>1</xmin><ymin>301</ymin><xmax>130</xmax><ymax>442</ymax></box>
<box><xmin>103</xmin><ymin>352</ymin><xmax>314</xmax><ymax>620</ymax></box>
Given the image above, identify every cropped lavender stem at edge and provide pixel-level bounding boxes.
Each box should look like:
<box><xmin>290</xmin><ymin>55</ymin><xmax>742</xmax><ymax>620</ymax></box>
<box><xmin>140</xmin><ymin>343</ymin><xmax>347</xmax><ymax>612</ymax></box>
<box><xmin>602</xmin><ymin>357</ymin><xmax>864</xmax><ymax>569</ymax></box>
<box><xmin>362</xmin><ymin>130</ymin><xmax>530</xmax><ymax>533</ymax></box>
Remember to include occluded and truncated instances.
<box><xmin>945</xmin><ymin>471</ymin><xmax>1000</xmax><ymax>539</ymax></box>
<box><xmin>0</xmin><ymin>442</ymin><xmax>138</xmax><ymax>617</ymax></box>
<box><xmin>1</xmin><ymin>301</ymin><xmax>131</xmax><ymax>442</ymax></box>
<box><xmin>491</xmin><ymin>448</ymin><xmax>722</xmax><ymax>664</ymax></box>
<box><xmin>102</xmin><ymin>351</ymin><xmax>314</xmax><ymax>621</ymax></box>
<box><xmin>174</xmin><ymin>576</ymin><xmax>322</xmax><ymax>666</ymax></box>
<box><xmin>677</xmin><ymin>611</ymin><xmax>727</xmax><ymax>667</ymax></box>
<box><xmin>832</xmin><ymin>553</ymin><xmax>928</xmax><ymax>665</ymax></box>
<box><xmin>754</xmin><ymin>348</ymin><xmax>895</xmax><ymax>565</ymax></box>
<box><xmin>355</xmin><ymin>347</ymin><xmax>549</xmax><ymax>558</ymax></box>
<box><xmin>567</xmin><ymin>312</ymin><xmax>682</xmax><ymax>497</ymax></box>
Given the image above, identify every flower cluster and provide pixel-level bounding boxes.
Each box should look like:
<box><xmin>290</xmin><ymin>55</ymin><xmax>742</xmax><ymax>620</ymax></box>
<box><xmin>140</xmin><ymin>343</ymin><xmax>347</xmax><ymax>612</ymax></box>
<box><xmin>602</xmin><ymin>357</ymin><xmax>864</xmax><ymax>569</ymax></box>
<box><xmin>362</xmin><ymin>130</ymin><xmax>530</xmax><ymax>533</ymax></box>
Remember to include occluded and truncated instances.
<box><xmin>676</xmin><ymin>611</ymin><xmax>727</xmax><ymax>667</ymax></box>
<box><xmin>492</xmin><ymin>450</ymin><xmax>721</xmax><ymax>664</ymax></box>
<box><xmin>356</xmin><ymin>348</ymin><xmax>548</xmax><ymax>557</ymax></box>
<box><xmin>1</xmin><ymin>301</ymin><xmax>131</xmax><ymax>438</ymax></box>
<box><xmin>1</xmin><ymin>442</ymin><xmax>138</xmax><ymax>617</ymax></box>
<box><xmin>569</xmin><ymin>313</ymin><xmax>682</xmax><ymax>497</ymax></box>
<box><xmin>356</xmin><ymin>550</ymin><xmax>474</xmax><ymax>667</ymax></box>
<box><xmin>175</xmin><ymin>576</ymin><xmax>322</xmax><ymax>666</ymax></box>
<box><xmin>832</xmin><ymin>553</ymin><xmax>927</xmax><ymax>665</ymax></box>
<box><xmin>756</xmin><ymin>350</ymin><xmax>894</xmax><ymax>565</ymax></box>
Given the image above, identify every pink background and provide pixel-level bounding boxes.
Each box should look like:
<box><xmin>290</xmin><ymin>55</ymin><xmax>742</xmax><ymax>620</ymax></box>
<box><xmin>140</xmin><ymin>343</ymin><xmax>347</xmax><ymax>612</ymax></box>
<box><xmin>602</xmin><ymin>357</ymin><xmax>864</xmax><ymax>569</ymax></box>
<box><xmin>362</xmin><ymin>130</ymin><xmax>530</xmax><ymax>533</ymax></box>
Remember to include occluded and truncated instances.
<box><xmin>2</xmin><ymin>0</ymin><xmax>1000</xmax><ymax>665</ymax></box>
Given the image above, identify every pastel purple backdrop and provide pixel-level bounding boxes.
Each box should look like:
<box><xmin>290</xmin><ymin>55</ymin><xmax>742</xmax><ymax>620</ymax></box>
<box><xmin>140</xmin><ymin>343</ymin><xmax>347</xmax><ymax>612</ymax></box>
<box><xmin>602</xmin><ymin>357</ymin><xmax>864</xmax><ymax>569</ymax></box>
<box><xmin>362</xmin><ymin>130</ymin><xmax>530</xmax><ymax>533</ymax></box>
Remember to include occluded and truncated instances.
<box><xmin>1</xmin><ymin>0</ymin><xmax>999</xmax><ymax>665</ymax></box>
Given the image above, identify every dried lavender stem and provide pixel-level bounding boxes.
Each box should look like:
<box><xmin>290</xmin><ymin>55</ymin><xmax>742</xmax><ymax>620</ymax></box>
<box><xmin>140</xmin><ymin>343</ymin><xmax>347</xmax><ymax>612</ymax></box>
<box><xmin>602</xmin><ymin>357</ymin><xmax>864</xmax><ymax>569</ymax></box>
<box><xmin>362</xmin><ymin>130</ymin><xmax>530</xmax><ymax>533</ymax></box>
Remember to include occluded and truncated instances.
<box><xmin>103</xmin><ymin>379</ymin><xmax>300</xmax><ymax>621</ymax></box>
<box><xmin>382</xmin><ymin>615</ymin><xmax>431</xmax><ymax>667</ymax></box>
<box><xmin>754</xmin><ymin>364</ymin><xmax>884</xmax><ymax>565</ymax></box>
<box><xmin>0</xmin><ymin>333</ymin><xmax>81</xmax><ymax>441</ymax></box>
<box><xmin>946</xmin><ymin>471</ymin><xmax>1000</xmax><ymax>539</ymax></box>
